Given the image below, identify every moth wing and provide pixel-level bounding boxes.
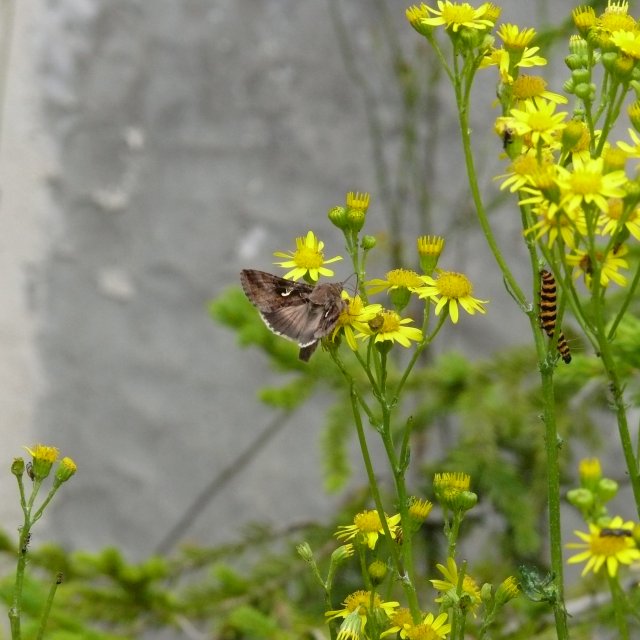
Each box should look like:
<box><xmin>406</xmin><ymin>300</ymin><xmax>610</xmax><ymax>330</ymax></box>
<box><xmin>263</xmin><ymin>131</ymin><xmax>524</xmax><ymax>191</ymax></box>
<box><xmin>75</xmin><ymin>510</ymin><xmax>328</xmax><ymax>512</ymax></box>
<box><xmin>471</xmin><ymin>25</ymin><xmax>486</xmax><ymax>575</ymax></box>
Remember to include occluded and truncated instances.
<box><xmin>240</xmin><ymin>269</ymin><xmax>312</xmax><ymax>312</ymax></box>
<box><xmin>261</xmin><ymin>303</ymin><xmax>327</xmax><ymax>347</ymax></box>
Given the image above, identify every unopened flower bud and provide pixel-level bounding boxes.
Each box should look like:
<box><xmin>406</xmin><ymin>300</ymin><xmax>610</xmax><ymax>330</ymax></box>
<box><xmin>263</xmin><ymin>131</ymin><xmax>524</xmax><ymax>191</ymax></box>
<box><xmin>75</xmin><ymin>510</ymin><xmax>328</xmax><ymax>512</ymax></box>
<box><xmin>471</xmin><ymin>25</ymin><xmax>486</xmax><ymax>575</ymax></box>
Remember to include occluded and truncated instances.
<box><xmin>11</xmin><ymin>458</ymin><xmax>25</xmax><ymax>478</ymax></box>
<box><xmin>328</xmin><ymin>206</ymin><xmax>348</xmax><ymax>230</ymax></box>
<box><xmin>361</xmin><ymin>235</ymin><xmax>377</xmax><ymax>251</ymax></box>
<box><xmin>54</xmin><ymin>457</ymin><xmax>77</xmax><ymax>484</ymax></box>
<box><xmin>596</xmin><ymin>478</ymin><xmax>619</xmax><ymax>502</ymax></box>
<box><xmin>368</xmin><ymin>560</ymin><xmax>387</xmax><ymax>584</ymax></box>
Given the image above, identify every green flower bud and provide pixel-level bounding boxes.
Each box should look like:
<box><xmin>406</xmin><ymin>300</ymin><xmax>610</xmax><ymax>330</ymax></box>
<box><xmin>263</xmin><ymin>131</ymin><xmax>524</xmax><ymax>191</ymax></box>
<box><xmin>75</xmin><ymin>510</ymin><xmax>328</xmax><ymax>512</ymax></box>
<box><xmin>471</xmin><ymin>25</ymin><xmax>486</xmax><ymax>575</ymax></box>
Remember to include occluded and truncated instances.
<box><xmin>480</xmin><ymin>582</ymin><xmax>493</xmax><ymax>603</ymax></box>
<box><xmin>566</xmin><ymin>487</ymin><xmax>594</xmax><ymax>510</ymax></box>
<box><xmin>296</xmin><ymin>542</ymin><xmax>314</xmax><ymax>563</ymax></box>
<box><xmin>571</xmin><ymin>68</ymin><xmax>590</xmax><ymax>84</ymax></box>
<box><xmin>328</xmin><ymin>206</ymin><xmax>348</xmax><ymax>230</ymax></box>
<box><xmin>596</xmin><ymin>478</ymin><xmax>619</xmax><ymax>502</ymax></box>
<box><xmin>368</xmin><ymin>560</ymin><xmax>387</xmax><ymax>584</ymax></box>
<box><xmin>389</xmin><ymin>287</ymin><xmax>412</xmax><ymax>313</ymax></box>
<box><xmin>361</xmin><ymin>235</ymin><xmax>377</xmax><ymax>251</ymax></box>
<box><xmin>11</xmin><ymin>458</ymin><xmax>25</xmax><ymax>478</ymax></box>
<box><xmin>574</xmin><ymin>82</ymin><xmax>595</xmax><ymax>101</ymax></box>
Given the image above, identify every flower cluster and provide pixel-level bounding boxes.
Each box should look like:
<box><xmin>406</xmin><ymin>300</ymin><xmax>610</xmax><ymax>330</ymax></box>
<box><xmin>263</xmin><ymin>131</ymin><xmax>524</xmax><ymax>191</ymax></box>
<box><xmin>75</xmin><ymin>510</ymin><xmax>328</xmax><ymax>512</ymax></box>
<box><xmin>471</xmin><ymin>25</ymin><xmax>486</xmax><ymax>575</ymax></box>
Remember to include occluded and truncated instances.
<box><xmin>488</xmin><ymin>1</ymin><xmax>640</xmax><ymax>291</ymax></box>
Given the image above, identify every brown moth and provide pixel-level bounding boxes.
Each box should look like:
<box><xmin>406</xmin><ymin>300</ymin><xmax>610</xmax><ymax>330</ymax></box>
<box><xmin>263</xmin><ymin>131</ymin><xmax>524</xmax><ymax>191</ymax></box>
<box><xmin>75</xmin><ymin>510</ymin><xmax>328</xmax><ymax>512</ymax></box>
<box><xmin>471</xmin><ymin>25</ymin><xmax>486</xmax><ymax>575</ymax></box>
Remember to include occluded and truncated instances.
<box><xmin>240</xmin><ymin>269</ymin><xmax>347</xmax><ymax>361</ymax></box>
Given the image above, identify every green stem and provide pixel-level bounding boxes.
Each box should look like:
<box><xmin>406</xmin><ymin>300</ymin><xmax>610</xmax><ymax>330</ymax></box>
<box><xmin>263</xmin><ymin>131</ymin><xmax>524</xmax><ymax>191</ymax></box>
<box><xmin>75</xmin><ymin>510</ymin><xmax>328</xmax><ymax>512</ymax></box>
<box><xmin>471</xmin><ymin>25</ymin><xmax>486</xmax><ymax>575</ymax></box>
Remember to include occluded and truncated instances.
<box><xmin>36</xmin><ymin>573</ymin><xmax>63</xmax><ymax>640</ymax></box>
<box><xmin>9</xmin><ymin>520</ymin><xmax>30</xmax><ymax>640</ymax></box>
<box><xmin>539</xmin><ymin>361</ymin><xmax>569</xmax><ymax>640</ymax></box>
<box><xmin>608</xmin><ymin>571</ymin><xmax>629</xmax><ymax>640</ymax></box>
<box><xmin>348</xmin><ymin>384</ymin><xmax>421</xmax><ymax>620</ymax></box>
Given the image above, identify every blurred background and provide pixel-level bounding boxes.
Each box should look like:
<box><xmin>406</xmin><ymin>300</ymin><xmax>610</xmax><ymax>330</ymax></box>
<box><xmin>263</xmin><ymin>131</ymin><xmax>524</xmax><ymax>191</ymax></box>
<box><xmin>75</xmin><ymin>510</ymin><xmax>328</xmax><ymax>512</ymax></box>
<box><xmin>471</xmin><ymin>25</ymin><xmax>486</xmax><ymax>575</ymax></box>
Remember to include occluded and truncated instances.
<box><xmin>1</xmin><ymin>0</ymin><xmax>630</xmax><ymax>636</ymax></box>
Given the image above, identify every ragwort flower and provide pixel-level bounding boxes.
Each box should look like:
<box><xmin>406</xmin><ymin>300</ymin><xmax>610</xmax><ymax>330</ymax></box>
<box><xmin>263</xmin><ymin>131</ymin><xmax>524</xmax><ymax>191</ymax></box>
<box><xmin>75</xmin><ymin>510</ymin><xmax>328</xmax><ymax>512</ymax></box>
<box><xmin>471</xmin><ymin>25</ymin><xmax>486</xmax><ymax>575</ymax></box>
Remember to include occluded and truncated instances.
<box><xmin>326</xmin><ymin>590</ymin><xmax>400</xmax><ymax>640</ymax></box>
<box><xmin>510</xmin><ymin>99</ymin><xmax>567</xmax><ymax>147</ymax></box>
<box><xmin>417</xmin><ymin>271</ymin><xmax>487</xmax><ymax>323</ymax></box>
<box><xmin>367</xmin><ymin>268</ymin><xmax>424</xmax><ymax>294</ymax></box>
<box><xmin>360</xmin><ymin>310</ymin><xmax>424</xmax><ymax>347</ymax></box>
<box><xmin>421</xmin><ymin>1</ymin><xmax>495</xmax><ymax>32</ymax></box>
<box><xmin>332</xmin><ymin>293</ymin><xmax>383</xmax><ymax>351</ymax></box>
<box><xmin>599</xmin><ymin>198</ymin><xmax>640</xmax><ymax>240</ymax></box>
<box><xmin>382</xmin><ymin>611</ymin><xmax>452</xmax><ymax>639</ymax></box>
<box><xmin>431</xmin><ymin>557</ymin><xmax>482</xmax><ymax>616</ymax></box>
<box><xmin>556</xmin><ymin>156</ymin><xmax>627</xmax><ymax>214</ymax></box>
<box><xmin>336</xmin><ymin>509</ymin><xmax>402</xmax><ymax>549</ymax></box>
<box><xmin>567</xmin><ymin>516</ymin><xmax>640</xmax><ymax>577</ymax></box>
<box><xmin>273</xmin><ymin>230</ymin><xmax>342</xmax><ymax>281</ymax></box>
<box><xmin>566</xmin><ymin>245</ymin><xmax>629</xmax><ymax>287</ymax></box>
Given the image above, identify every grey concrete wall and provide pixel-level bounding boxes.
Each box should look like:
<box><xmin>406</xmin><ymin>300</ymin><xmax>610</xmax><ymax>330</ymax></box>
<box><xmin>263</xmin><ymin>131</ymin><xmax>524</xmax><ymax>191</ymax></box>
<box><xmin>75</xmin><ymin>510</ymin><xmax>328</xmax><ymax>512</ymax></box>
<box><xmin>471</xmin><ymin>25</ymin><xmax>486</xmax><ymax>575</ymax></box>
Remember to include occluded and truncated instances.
<box><xmin>1</xmin><ymin>0</ymin><xmax>583</xmax><ymax>564</ymax></box>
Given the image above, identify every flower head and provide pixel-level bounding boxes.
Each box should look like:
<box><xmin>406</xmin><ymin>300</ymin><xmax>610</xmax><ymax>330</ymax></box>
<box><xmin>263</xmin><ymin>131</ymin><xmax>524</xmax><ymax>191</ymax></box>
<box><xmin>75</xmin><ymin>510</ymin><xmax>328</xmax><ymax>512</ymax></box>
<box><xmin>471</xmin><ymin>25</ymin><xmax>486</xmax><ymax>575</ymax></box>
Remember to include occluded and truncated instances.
<box><xmin>332</xmin><ymin>293</ymin><xmax>383</xmax><ymax>351</ymax></box>
<box><xmin>367</xmin><ymin>269</ymin><xmax>424</xmax><ymax>294</ymax></box>
<box><xmin>24</xmin><ymin>444</ymin><xmax>60</xmax><ymax>481</ymax></box>
<box><xmin>385</xmin><ymin>611</ymin><xmax>452</xmax><ymax>639</ymax></box>
<box><xmin>566</xmin><ymin>245</ymin><xmax>629</xmax><ymax>288</ymax></box>
<box><xmin>511</xmin><ymin>75</ymin><xmax>567</xmax><ymax>106</ymax></box>
<box><xmin>360</xmin><ymin>310</ymin><xmax>424</xmax><ymax>347</ymax></box>
<box><xmin>567</xmin><ymin>516</ymin><xmax>640</xmax><ymax>577</ymax></box>
<box><xmin>273</xmin><ymin>230</ymin><xmax>342</xmax><ymax>282</ymax></box>
<box><xmin>336</xmin><ymin>509</ymin><xmax>402</xmax><ymax>549</ymax></box>
<box><xmin>556</xmin><ymin>156</ymin><xmax>627</xmax><ymax>214</ymax></box>
<box><xmin>417</xmin><ymin>235</ymin><xmax>446</xmax><ymax>273</ymax></box>
<box><xmin>55</xmin><ymin>457</ymin><xmax>77</xmax><ymax>484</ymax></box>
<box><xmin>421</xmin><ymin>1</ymin><xmax>495</xmax><ymax>33</ymax></box>
<box><xmin>326</xmin><ymin>590</ymin><xmax>399</xmax><ymax>639</ymax></box>
<box><xmin>611</xmin><ymin>29</ymin><xmax>640</xmax><ymax>59</ymax></box>
<box><xmin>430</xmin><ymin>557</ymin><xmax>482</xmax><ymax>616</ymax></box>
<box><xmin>495</xmin><ymin>576</ymin><xmax>520</xmax><ymax>605</ymax></box>
<box><xmin>380</xmin><ymin>608</ymin><xmax>414</xmax><ymax>638</ymax></box>
<box><xmin>417</xmin><ymin>271</ymin><xmax>487</xmax><ymax>323</ymax></box>
<box><xmin>599</xmin><ymin>199</ymin><xmax>640</xmax><ymax>241</ymax></box>
<box><xmin>510</xmin><ymin>99</ymin><xmax>567</xmax><ymax>147</ymax></box>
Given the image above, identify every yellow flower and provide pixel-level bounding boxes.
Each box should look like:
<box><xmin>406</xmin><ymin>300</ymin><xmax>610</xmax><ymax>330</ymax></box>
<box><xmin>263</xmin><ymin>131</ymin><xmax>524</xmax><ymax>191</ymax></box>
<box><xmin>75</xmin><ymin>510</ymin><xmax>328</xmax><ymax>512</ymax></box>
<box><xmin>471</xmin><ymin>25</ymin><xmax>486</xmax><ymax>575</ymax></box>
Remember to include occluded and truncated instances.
<box><xmin>360</xmin><ymin>310</ymin><xmax>424</xmax><ymax>347</ymax></box>
<box><xmin>430</xmin><ymin>557</ymin><xmax>482</xmax><ymax>616</ymax></box>
<box><xmin>25</xmin><ymin>443</ymin><xmax>59</xmax><ymax>480</ymax></box>
<box><xmin>273</xmin><ymin>230</ymin><xmax>342</xmax><ymax>281</ymax></box>
<box><xmin>579</xmin><ymin>457</ymin><xmax>603</xmax><ymax>486</ymax></box>
<box><xmin>510</xmin><ymin>99</ymin><xmax>567</xmax><ymax>147</ymax></box>
<box><xmin>336</xmin><ymin>509</ymin><xmax>402</xmax><ymax>549</ymax></box>
<box><xmin>497</xmin><ymin>23</ymin><xmax>536</xmax><ymax>50</ymax></box>
<box><xmin>417</xmin><ymin>271</ymin><xmax>488</xmax><ymax>323</ymax></box>
<box><xmin>421</xmin><ymin>1</ymin><xmax>495</xmax><ymax>32</ymax></box>
<box><xmin>556</xmin><ymin>156</ymin><xmax>627</xmax><ymax>213</ymax></box>
<box><xmin>383</xmin><ymin>611</ymin><xmax>451</xmax><ymax>639</ymax></box>
<box><xmin>326</xmin><ymin>590</ymin><xmax>400</xmax><ymax>639</ymax></box>
<box><xmin>408</xmin><ymin>497</ymin><xmax>434</xmax><ymax>522</ymax></box>
<box><xmin>496</xmin><ymin>151</ymin><xmax>543</xmax><ymax>192</ymax></box>
<box><xmin>495</xmin><ymin>576</ymin><xmax>520</xmax><ymax>604</ymax></box>
<box><xmin>332</xmin><ymin>293</ymin><xmax>383</xmax><ymax>351</ymax></box>
<box><xmin>567</xmin><ymin>516</ymin><xmax>640</xmax><ymax>577</ymax></box>
<box><xmin>566</xmin><ymin>245</ymin><xmax>629</xmax><ymax>288</ymax></box>
<box><xmin>611</xmin><ymin>29</ymin><xmax>640</xmax><ymax>59</ymax></box>
<box><xmin>380</xmin><ymin>608</ymin><xmax>414</xmax><ymax>638</ymax></box>
<box><xmin>511</xmin><ymin>75</ymin><xmax>568</xmax><ymax>106</ymax></box>
<box><xmin>524</xmin><ymin>202</ymin><xmax>587</xmax><ymax>249</ymax></box>
<box><xmin>597</xmin><ymin>2</ymin><xmax>636</xmax><ymax>38</ymax></box>
<box><xmin>55</xmin><ymin>457</ymin><xmax>77</xmax><ymax>483</ymax></box>
<box><xmin>417</xmin><ymin>235</ymin><xmax>446</xmax><ymax>273</ymax></box>
<box><xmin>367</xmin><ymin>268</ymin><xmax>424</xmax><ymax>294</ymax></box>
<box><xmin>572</xmin><ymin>6</ymin><xmax>596</xmax><ymax>35</ymax></box>
<box><xmin>599</xmin><ymin>199</ymin><xmax>640</xmax><ymax>241</ymax></box>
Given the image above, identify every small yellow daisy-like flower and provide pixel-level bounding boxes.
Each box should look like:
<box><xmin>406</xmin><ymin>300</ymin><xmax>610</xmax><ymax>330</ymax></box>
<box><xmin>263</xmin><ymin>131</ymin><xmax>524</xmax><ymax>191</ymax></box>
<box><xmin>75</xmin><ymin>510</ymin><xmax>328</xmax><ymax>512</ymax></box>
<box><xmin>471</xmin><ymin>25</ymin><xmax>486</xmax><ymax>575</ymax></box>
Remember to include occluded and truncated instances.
<box><xmin>421</xmin><ymin>1</ymin><xmax>495</xmax><ymax>33</ymax></box>
<box><xmin>556</xmin><ymin>156</ymin><xmax>627</xmax><ymax>213</ymax></box>
<box><xmin>417</xmin><ymin>235</ymin><xmax>445</xmax><ymax>258</ymax></box>
<box><xmin>336</xmin><ymin>509</ymin><xmax>402</xmax><ymax>549</ymax></box>
<box><xmin>566</xmin><ymin>245</ymin><xmax>629</xmax><ymax>288</ymax></box>
<box><xmin>524</xmin><ymin>202</ymin><xmax>587</xmax><ymax>249</ymax></box>
<box><xmin>435</xmin><ymin>471</ymin><xmax>471</xmax><ymax>491</ymax></box>
<box><xmin>406</xmin><ymin>4</ymin><xmax>432</xmax><ymax>36</ymax></box>
<box><xmin>496</xmin><ymin>151</ymin><xmax>543</xmax><ymax>192</ymax></box>
<box><xmin>332</xmin><ymin>292</ymin><xmax>383</xmax><ymax>351</ymax></box>
<box><xmin>326</xmin><ymin>590</ymin><xmax>400</xmax><ymax>638</ymax></box>
<box><xmin>497</xmin><ymin>23</ymin><xmax>536</xmax><ymax>50</ymax></box>
<box><xmin>367</xmin><ymin>268</ymin><xmax>424</xmax><ymax>294</ymax></box>
<box><xmin>611</xmin><ymin>30</ymin><xmax>640</xmax><ymax>59</ymax></box>
<box><xmin>25</xmin><ymin>443</ymin><xmax>60</xmax><ymax>481</ymax></box>
<box><xmin>599</xmin><ymin>199</ymin><xmax>640</xmax><ymax>241</ymax></box>
<box><xmin>385</xmin><ymin>611</ymin><xmax>452</xmax><ymax>639</ymax></box>
<box><xmin>596</xmin><ymin>4</ymin><xmax>636</xmax><ymax>41</ymax></box>
<box><xmin>417</xmin><ymin>271</ymin><xmax>488</xmax><ymax>323</ymax></box>
<box><xmin>273</xmin><ymin>230</ymin><xmax>342</xmax><ymax>282</ymax></box>
<box><xmin>431</xmin><ymin>557</ymin><xmax>482</xmax><ymax>616</ymax></box>
<box><xmin>360</xmin><ymin>310</ymin><xmax>424</xmax><ymax>347</ymax></box>
<box><xmin>409</xmin><ymin>497</ymin><xmax>434</xmax><ymax>522</ymax></box>
<box><xmin>511</xmin><ymin>75</ymin><xmax>568</xmax><ymax>106</ymax></box>
<box><xmin>510</xmin><ymin>99</ymin><xmax>567</xmax><ymax>147</ymax></box>
<box><xmin>567</xmin><ymin>516</ymin><xmax>640</xmax><ymax>577</ymax></box>
<box><xmin>55</xmin><ymin>457</ymin><xmax>78</xmax><ymax>483</ymax></box>
<box><xmin>572</xmin><ymin>5</ymin><xmax>596</xmax><ymax>35</ymax></box>
<box><xmin>380</xmin><ymin>607</ymin><xmax>414</xmax><ymax>638</ymax></box>
<box><xmin>495</xmin><ymin>576</ymin><xmax>520</xmax><ymax>605</ymax></box>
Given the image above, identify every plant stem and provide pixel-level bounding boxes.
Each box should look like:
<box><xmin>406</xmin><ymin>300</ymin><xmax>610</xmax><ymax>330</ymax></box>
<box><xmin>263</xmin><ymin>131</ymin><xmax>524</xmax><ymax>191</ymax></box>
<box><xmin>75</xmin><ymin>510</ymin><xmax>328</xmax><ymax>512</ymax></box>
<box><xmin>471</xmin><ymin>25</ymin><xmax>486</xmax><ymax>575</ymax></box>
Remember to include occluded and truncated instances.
<box><xmin>36</xmin><ymin>573</ymin><xmax>63</xmax><ymax>640</ymax></box>
<box><xmin>608</xmin><ymin>571</ymin><xmax>629</xmax><ymax>640</ymax></box>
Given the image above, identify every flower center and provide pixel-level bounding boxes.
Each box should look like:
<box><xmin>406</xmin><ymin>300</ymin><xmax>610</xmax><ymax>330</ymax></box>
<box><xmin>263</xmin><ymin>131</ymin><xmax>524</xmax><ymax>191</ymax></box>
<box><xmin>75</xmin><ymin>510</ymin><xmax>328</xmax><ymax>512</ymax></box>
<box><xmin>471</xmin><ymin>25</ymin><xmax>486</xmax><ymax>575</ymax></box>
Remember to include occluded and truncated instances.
<box><xmin>570</xmin><ymin>170</ymin><xmax>602</xmax><ymax>196</ymax></box>
<box><xmin>441</xmin><ymin>3</ymin><xmax>478</xmax><ymax>25</ymax></box>
<box><xmin>354</xmin><ymin>510</ymin><xmax>383</xmax><ymax>533</ymax></box>
<box><xmin>344</xmin><ymin>590</ymin><xmax>378</xmax><ymax>613</ymax></box>
<box><xmin>406</xmin><ymin>624</ymin><xmax>441</xmax><ymax>640</ymax></box>
<box><xmin>380</xmin><ymin>311</ymin><xmax>402</xmax><ymax>333</ymax></box>
<box><xmin>512</xmin><ymin>75</ymin><xmax>547</xmax><ymax>100</ymax></box>
<box><xmin>386</xmin><ymin>268</ymin><xmax>423</xmax><ymax>289</ymax></box>
<box><xmin>294</xmin><ymin>245</ymin><xmax>324</xmax><ymax>269</ymax></box>
<box><xmin>591</xmin><ymin>534</ymin><xmax>630</xmax><ymax>556</ymax></box>
<box><xmin>436</xmin><ymin>272</ymin><xmax>473</xmax><ymax>299</ymax></box>
<box><xmin>527</xmin><ymin>112</ymin><xmax>554</xmax><ymax>132</ymax></box>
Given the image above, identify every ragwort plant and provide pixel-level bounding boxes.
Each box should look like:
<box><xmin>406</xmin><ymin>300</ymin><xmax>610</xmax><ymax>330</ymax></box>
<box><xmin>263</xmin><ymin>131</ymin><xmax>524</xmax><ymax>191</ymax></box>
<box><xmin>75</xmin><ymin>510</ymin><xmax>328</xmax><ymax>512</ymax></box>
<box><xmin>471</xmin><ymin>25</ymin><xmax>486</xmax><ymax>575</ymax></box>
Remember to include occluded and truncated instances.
<box><xmin>232</xmin><ymin>2</ymin><xmax>640</xmax><ymax>639</ymax></box>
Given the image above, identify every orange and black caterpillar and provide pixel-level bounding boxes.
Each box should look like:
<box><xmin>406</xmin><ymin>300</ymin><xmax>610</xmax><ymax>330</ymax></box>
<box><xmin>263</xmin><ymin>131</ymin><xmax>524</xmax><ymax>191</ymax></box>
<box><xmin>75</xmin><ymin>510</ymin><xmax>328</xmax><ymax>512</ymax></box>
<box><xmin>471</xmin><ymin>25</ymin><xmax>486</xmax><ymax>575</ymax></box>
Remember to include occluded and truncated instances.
<box><xmin>539</xmin><ymin>270</ymin><xmax>571</xmax><ymax>364</ymax></box>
